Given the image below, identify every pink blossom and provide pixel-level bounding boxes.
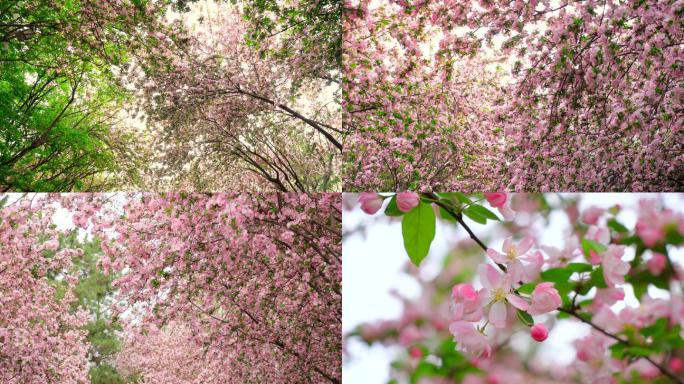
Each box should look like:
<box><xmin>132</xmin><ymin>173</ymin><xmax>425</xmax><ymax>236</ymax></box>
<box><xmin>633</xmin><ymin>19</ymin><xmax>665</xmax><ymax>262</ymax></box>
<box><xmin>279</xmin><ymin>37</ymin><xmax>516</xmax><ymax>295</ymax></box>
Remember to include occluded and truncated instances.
<box><xmin>399</xmin><ymin>325</ymin><xmax>423</xmax><ymax>346</ymax></box>
<box><xmin>542</xmin><ymin>235</ymin><xmax>579</xmax><ymax>267</ymax></box>
<box><xmin>486</xmin><ymin>236</ymin><xmax>541</xmax><ymax>283</ymax></box>
<box><xmin>530</xmin><ymin>323</ymin><xmax>548</xmax><ymax>342</ymax></box>
<box><xmin>358</xmin><ymin>192</ymin><xmax>384</xmax><ymax>214</ymax></box>
<box><xmin>452</xmin><ymin>283</ymin><xmax>483</xmax><ymax>322</ymax></box>
<box><xmin>396</xmin><ymin>192</ymin><xmax>420</xmax><ymax>212</ymax></box>
<box><xmin>478</xmin><ymin>264</ymin><xmax>529</xmax><ymax>328</ymax></box>
<box><xmin>589</xmin><ymin>287</ymin><xmax>625</xmax><ymax>312</ymax></box>
<box><xmin>669</xmin><ymin>357</ymin><xmax>683</xmax><ymax>373</ymax></box>
<box><xmin>448</xmin><ymin>321</ymin><xmax>491</xmax><ymax>358</ymax></box>
<box><xmin>627</xmin><ymin>359</ymin><xmax>660</xmax><ymax>379</ymax></box>
<box><xmin>582</xmin><ymin>206</ymin><xmax>605</xmax><ymax>225</ymax></box>
<box><xmin>636</xmin><ymin>221</ymin><xmax>665</xmax><ymax>247</ymax></box>
<box><xmin>647</xmin><ymin>253</ymin><xmax>667</xmax><ymax>275</ymax></box>
<box><xmin>601</xmin><ymin>245</ymin><xmax>630</xmax><ymax>287</ymax></box>
<box><xmin>586</xmin><ymin>226</ymin><xmax>610</xmax><ymax>245</ymax></box>
<box><xmin>528</xmin><ymin>282</ymin><xmax>562</xmax><ymax>315</ymax></box>
<box><xmin>497</xmin><ymin>203</ymin><xmax>516</xmax><ymax>221</ymax></box>
<box><xmin>409</xmin><ymin>346</ymin><xmax>423</xmax><ymax>359</ymax></box>
<box><xmin>574</xmin><ymin>331</ymin><xmax>623</xmax><ymax>383</ymax></box>
<box><xmin>484</xmin><ymin>192</ymin><xmax>507</xmax><ymax>208</ymax></box>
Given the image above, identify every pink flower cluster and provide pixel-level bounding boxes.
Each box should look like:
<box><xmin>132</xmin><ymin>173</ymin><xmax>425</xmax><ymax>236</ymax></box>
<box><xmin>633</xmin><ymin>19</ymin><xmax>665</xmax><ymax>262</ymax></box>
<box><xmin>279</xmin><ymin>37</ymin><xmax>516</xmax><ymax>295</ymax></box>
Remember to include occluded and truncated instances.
<box><xmin>348</xmin><ymin>194</ymin><xmax>684</xmax><ymax>383</ymax></box>
<box><xmin>0</xmin><ymin>196</ymin><xmax>89</xmax><ymax>384</ymax></box>
<box><xmin>449</xmin><ymin>237</ymin><xmax>561</xmax><ymax>357</ymax></box>
<box><xmin>344</xmin><ymin>0</ymin><xmax>684</xmax><ymax>191</ymax></box>
<box><xmin>74</xmin><ymin>193</ymin><xmax>342</xmax><ymax>383</ymax></box>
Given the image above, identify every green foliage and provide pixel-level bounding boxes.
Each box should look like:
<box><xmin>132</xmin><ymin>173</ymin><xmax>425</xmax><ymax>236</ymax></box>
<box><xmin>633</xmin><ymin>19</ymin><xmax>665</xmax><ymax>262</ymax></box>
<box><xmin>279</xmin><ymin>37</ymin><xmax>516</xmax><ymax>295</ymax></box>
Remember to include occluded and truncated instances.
<box><xmin>0</xmin><ymin>0</ymin><xmax>154</xmax><ymax>191</ymax></box>
<box><xmin>581</xmin><ymin>238</ymin><xmax>607</xmax><ymax>258</ymax></box>
<box><xmin>173</xmin><ymin>0</ymin><xmax>341</xmax><ymax>77</ymax></box>
<box><xmin>462</xmin><ymin>204</ymin><xmax>500</xmax><ymax>224</ymax></box>
<box><xmin>241</xmin><ymin>0</ymin><xmax>341</xmax><ymax>75</ymax></box>
<box><xmin>59</xmin><ymin>232</ymin><xmax>125</xmax><ymax>384</ymax></box>
<box><xmin>516</xmin><ymin>309</ymin><xmax>534</xmax><ymax>327</ymax></box>
<box><xmin>402</xmin><ymin>202</ymin><xmax>436</xmax><ymax>266</ymax></box>
<box><xmin>89</xmin><ymin>364</ymin><xmax>126</xmax><ymax>384</ymax></box>
<box><xmin>607</xmin><ymin>218</ymin><xmax>629</xmax><ymax>234</ymax></box>
<box><xmin>384</xmin><ymin>195</ymin><xmax>404</xmax><ymax>217</ymax></box>
<box><xmin>399</xmin><ymin>339</ymin><xmax>479</xmax><ymax>383</ymax></box>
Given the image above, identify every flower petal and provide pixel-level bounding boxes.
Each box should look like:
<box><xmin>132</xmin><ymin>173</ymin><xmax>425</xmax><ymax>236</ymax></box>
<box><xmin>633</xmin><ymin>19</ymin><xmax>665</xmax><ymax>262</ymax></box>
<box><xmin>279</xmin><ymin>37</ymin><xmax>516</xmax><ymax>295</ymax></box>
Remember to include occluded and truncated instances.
<box><xmin>503</xmin><ymin>237</ymin><xmax>514</xmax><ymax>254</ymax></box>
<box><xmin>479</xmin><ymin>264</ymin><xmax>502</xmax><ymax>289</ymax></box>
<box><xmin>486</xmin><ymin>248</ymin><xmax>507</xmax><ymax>263</ymax></box>
<box><xmin>517</xmin><ymin>235</ymin><xmax>535</xmax><ymax>254</ymax></box>
<box><xmin>507</xmin><ymin>293</ymin><xmax>530</xmax><ymax>311</ymax></box>
<box><xmin>489</xmin><ymin>301</ymin><xmax>507</xmax><ymax>328</ymax></box>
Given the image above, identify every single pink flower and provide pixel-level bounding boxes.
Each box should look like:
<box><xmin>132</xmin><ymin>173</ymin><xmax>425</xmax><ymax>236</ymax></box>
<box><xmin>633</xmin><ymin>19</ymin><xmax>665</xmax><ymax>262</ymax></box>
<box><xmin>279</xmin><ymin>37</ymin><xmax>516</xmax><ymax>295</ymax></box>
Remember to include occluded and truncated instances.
<box><xmin>449</xmin><ymin>321</ymin><xmax>491</xmax><ymax>358</ymax></box>
<box><xmin>399</xmin><ymin>325</ymin><xmax>422</xmax><ymax>346</ymax></box>
<box><xmin>601</xmin><ymin>245</ymin><xmax>630</xmax><ymax>287</ymax></box>
<box><xmin>581</xmin><ymin>206</ymin><xmax>605</xmax><ymax>225</ymax></box>
<box><xmin>542</xmin><ymin>235</ymin><xmax>579</xmax><ymax>267</ymax></box>
<box><xmin>593</xmin><ymin>305</ymin><xmax>623</xmax><ymax>333</ymax></box>
<box><xmin>647</xmin><ymin>252</ymin><xmax>667</xmax><ymax>275</ymax></box>
<box><xmin>409</xmin><ymin>346</ymin><xmax>423</xmax><ymax>359</ymax></box>
<box><xmin>636</xmin><ymin>220</ymin><xmax>665</xmax><ymax>247</ymax></box>
<box><xmin>358</xmin><ymin>192</ymin><xmax>384</xmax><ymax>215</ymax></box>
<box><xmin>486</xmin><ymin>236</ymin><xmax>541</xmax><ymax>283</ymax></box>
<box><xmin>589</xmin><ymin>287</ymin><xmax>625</xmax><ymax>312</ymax></box>
<box><xmin>636</xmin><ymin>224</ymin><xmax>665</xmax><ymax>247</ymax></box>
<box><xmin>452</xmin><ymin>283</ymin><xmax>483</xmax><ymax>322</ymax></box>
<box><xmin>478</xmin><ymin>264</ymin><xmax>529</xmax><ymax>328</ymax></box>
<box><xmin>484</xmin><ymin>192</ymin><xmax>507</xmax><ymax>208</ymax></box>
<box><xmin>669</xmin><ymin>357</ymin><xmax>683</xmax><ymax>373</ymax></box>
<box><xmin>497</xmin><ymin>204</ymin><xmax>515</xmax><ymax>221</ymax></box>
<box><xmin>396</xmin><ymin>192</ymin><xmax>420</xmax><ymax>212</ymax></box>
<box><xmin>530</xmin><ymin>323</ymin><xmax>548</xmax><ymax>342</ymax></box>
<box><xmin>528</xmin><ymin>282</ymin><xmax>561</xmax><ymax>315</ymax></box>
<box><xmin>586</xmin><ymin>225</ymin><xmax>610</xmax><ymax>245</ymax></box>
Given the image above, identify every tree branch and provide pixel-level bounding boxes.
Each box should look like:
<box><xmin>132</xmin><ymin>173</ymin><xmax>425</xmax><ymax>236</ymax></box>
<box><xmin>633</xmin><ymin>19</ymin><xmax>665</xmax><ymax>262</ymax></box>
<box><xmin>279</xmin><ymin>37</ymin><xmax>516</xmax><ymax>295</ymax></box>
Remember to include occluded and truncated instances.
<box><xmin>235</xmin><ymin>86</ymin><xmax>343</xmax><ymax>151</ymax></box>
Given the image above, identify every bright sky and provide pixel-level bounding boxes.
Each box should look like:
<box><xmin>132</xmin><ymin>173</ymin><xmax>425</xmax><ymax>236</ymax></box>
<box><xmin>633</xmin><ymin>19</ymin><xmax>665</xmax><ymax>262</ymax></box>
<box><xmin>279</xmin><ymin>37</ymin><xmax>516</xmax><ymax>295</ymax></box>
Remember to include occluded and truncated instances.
<box><xmin>342</xmin><ymin>193</ymin><xmax>684</xmax><ymax>383</ymax></box>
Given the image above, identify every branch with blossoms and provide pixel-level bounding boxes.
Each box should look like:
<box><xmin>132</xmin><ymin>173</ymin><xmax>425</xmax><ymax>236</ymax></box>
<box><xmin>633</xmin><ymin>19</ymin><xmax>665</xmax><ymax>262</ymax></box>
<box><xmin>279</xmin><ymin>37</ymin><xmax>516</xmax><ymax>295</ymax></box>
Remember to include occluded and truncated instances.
<box><xmin>355</xmin><ymin>192</ymin><xmax>684</xmax><ymax>383</ymax></box>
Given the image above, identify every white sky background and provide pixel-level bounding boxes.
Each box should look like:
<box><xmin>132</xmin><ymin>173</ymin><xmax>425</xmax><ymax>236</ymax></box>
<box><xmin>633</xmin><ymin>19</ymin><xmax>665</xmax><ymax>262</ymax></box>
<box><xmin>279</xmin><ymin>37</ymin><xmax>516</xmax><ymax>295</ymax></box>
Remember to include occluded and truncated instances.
<box><xmin>343</xmin><ymin>193</ymin><xmax>684</xmax><ymax>383</ymax></box>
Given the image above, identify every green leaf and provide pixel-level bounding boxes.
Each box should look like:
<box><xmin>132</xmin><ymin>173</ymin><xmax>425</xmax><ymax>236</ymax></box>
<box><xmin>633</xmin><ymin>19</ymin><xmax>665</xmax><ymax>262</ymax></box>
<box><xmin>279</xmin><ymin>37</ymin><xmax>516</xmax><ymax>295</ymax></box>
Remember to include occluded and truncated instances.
<box><xmin>465</xmin><ymin>204</ymin><xmax>500</xmax><ymax>221</ymax></box>
<box><xmin>453</xmin><ymin>192</ymin><xmax>474</xmax><ymax>205</ymax></box>
<box><xmin>582</xmin><ymin>238</ymin><xmax>607</xmax><ymax>258</ymax></box>
<box><xmin>624</xmin><ymin>346</ymin><xmax>654</xmax><ymax>357</ymax></box>
<box><xmin>640</xmin><ymin>318</ymin><xmax>667</xmax><ymax>338</ymax></box>
<box><xmin>607</xmin><ymin>218</ymin><xmax>629</xmax><ymax>234</ymax></box>
<box><xmin>402</xmin><ymin>202</ymin><xmax>436</xmax><ymax>266</ymax></box>
<box><xmin>541</xmin><ymin>267</ymin><xmax>573</xmax><ymax>283</ymax></box>
<box><xmin>516</xmin><ymin>309</ymin><xmax>534</xmax><ymax>327</ymax></box>
<box><xmin>384</xmin><ymin>196</ymin><xmax>404</xmax><ymax>217</ymax></box>
<box><xmin>462</xmin><ymin>206</ymin><xmax>486</xmax><ymax>224</ymax></box>
<box><xmin>565</xmin><ymin>262</ymin><xmax>593</xmax><ymax>273</ymax></box>
<box><xmin>517</xmin><ymin>282</ymin><xmax>536</xmax><ymax>295</ymax></box>
<box><xmin>589</xmin><ymin>266</ymin><xmax>608</xmax><ymax>289</ymax></box>
<box><xmin>438</xmin><ymin>206</ymin><xmax>458</xmax><ymax>222</ymax></box>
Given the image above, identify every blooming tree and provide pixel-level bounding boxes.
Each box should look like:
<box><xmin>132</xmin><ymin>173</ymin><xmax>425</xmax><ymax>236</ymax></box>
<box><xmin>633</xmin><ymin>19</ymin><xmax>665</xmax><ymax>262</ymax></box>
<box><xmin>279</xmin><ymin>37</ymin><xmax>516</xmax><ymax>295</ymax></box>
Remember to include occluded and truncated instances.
<box><xmin>0</xmin><ymin>196</ymin><xmax>89</xmax><ymax>383</ymax></box>
<box><xmin>133</xmin><ymin>1</ymin><xmax>342</xmax><ymax>192</ymax></box>
<box><xmin>343</xmin><ymin>0</ymin><xmax>684</xmax><ymax>191</ymax></box>
<box><xmin>66</xmin><ymin>192</ymin><xmax>342</xmax><ymax>383</ymax></box>
<box><xmin>0</xmin><ymin>0</ymin><xmax>171</xmax><ymax>191</ymax></box>
<box><xmin>348</xmin><ymin>192</ymin><xmax>684</xmax><ymax>383</ymax></box>
<box><xmin>343</xmin><ymin>0</ymin><xmax>504</xmax><ymax>191</ymax></box>
<box><xmin>115</xmin><ymin>322</ymin><xmax>233</xmax><ymax>383</ymax></box>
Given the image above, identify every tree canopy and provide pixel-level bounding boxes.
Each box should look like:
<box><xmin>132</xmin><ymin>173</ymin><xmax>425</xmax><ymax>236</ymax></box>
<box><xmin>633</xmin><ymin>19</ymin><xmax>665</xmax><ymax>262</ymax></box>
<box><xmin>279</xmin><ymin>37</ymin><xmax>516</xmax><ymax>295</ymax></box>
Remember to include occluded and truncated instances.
<box><xmin>0</xmin><ymin>0</ymin><xmax>342</xmax><ymax>192</ymax></box>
